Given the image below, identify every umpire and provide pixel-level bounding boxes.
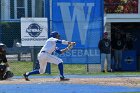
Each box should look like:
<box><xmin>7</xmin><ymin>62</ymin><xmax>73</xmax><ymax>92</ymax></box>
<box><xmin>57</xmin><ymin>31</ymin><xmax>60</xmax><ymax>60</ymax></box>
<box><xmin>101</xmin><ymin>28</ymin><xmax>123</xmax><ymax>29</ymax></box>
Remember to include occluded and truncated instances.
<box><xmin>0</xmin><ymin>43</ymin><xmax>13</xmax><ymax>80</ymax></box>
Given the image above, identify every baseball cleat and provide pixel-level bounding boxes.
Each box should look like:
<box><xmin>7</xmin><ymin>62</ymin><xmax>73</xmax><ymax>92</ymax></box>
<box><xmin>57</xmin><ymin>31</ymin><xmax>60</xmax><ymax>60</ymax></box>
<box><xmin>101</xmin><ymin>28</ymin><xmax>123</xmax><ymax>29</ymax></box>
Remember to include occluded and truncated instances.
<box><xmin>23</xmin><ymin>73</ymin><xmax>30</xmax><ymax>81</ymax></box>
<box><xmin>60</xmin><ymin>77</ymin><xmax>70</xmax><ymax>81</ymax></box>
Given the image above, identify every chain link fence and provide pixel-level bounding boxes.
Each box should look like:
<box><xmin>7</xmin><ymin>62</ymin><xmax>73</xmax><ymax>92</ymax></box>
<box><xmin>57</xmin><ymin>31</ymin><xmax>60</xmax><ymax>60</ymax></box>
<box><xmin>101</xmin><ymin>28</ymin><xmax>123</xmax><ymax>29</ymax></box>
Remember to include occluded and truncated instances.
<box><xmin>0</xmin><ymin>0</ymin><xmax>102</xmax><ymax>76</ymax></box>
<box><xmin>0</xmin><ymin>21</ymin><xmax>93</xmax><ymax>76</ymax></box>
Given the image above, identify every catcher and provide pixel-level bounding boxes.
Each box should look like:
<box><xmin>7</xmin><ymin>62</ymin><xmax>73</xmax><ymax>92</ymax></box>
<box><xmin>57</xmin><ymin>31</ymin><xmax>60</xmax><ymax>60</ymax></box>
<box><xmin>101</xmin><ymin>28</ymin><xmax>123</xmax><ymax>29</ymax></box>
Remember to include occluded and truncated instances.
<box><xmin>0</xmin><ymin>43</ymin><xmax>14</xmax><ymax>80</ymax></box>
<box><xmin>23</xmin><ymin>31</ymin><xmax>76</xmax><ymax>81</ymax></box>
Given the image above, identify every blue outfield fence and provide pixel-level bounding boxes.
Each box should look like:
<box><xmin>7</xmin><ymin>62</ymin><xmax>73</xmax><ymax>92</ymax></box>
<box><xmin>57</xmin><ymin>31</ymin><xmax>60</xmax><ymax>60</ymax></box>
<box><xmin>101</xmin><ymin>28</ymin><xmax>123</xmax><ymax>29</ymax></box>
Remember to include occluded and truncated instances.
<box><xmin>51</xmin><ymin>0</ymin><xmax>104</xmax><ymax>64</ymax></box>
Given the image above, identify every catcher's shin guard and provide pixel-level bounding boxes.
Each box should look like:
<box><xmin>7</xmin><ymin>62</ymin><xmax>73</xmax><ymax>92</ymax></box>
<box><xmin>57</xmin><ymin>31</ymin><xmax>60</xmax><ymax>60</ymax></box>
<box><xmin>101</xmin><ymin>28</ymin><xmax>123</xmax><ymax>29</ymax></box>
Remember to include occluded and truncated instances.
<box><xmin>3</xmin><ymin>71</ymin><xmax>14</xmax><ymax>80</ymax></box>
<box><xmin>0</xmin><ymin>64</ymin><xmax>7</xmax><ymax>80</ymax></box>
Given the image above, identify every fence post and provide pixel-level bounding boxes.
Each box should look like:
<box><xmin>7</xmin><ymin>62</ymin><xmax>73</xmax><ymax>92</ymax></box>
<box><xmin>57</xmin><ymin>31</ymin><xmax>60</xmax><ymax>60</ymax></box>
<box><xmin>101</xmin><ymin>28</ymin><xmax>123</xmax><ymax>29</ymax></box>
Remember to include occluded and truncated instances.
<box><xmin>32</xmin><ymin>46</ymin><xmax>38</xmax><ymax>69</ymax></box>
<box><xmin>17</xmin><ymin>52</ymin><xmax>21</xmax><ymax>61</ymax></box>
<box><xmin>44</xmin><ymin>0</ymin><xmax>51</xmax><ymax>74</ymax></box>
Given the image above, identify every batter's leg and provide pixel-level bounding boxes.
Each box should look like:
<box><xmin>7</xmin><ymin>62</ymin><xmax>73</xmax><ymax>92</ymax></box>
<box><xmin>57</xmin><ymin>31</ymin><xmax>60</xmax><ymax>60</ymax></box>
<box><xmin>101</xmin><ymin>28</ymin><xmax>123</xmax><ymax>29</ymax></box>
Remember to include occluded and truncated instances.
<box><xmin>47</xmin><ymin>54</ymin><xmax>69</xmax><ymax>81</ymax></box>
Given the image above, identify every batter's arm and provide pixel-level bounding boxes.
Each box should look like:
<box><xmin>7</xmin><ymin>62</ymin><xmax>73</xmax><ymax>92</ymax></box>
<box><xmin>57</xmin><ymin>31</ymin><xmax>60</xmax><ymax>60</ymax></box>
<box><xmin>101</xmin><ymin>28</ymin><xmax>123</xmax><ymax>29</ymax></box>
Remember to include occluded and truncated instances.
<box><xmin>60</xmin><ymin>47</ymin><xmax>70</xmax><ymax>54</ymax></box>
<box><xmin>60</xmin><ymin>42</ymin><xmax>76</xmax><ymax>54</ymax></box>
<box><xmin>56</xmin><ymin>39</ymin><xmax>72</xmax><ymax>45</ymax></box>
<box><xmin>55</xmin><ymin>47</ymin><xmax>69</xmax><ymax>54</ymax></box>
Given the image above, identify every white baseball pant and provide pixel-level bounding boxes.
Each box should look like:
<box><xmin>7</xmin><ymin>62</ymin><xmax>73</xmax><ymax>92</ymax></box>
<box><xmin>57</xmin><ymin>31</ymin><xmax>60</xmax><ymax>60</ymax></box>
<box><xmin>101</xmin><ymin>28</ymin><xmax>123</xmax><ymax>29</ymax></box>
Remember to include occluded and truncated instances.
<box><xmin>37</xmin><ymin>52</ymin><xmax>63</xmax><ymax>74</ymax></box>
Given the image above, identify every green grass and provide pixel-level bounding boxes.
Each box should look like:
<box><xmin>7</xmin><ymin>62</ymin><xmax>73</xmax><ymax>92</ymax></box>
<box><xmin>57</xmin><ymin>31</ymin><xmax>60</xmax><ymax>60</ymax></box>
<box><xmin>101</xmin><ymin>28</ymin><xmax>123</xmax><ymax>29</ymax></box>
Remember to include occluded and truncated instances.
<box><xmin>9</xmin><ymin>61</ymin><xmax>87</xmax><ymax>76</ymax></box>
<box><xmin>51</xmin><ymin>64</ymin><xmax>87</xmax><ymax>75</ymax></box>
<box><xmin>9</xmin><ymin>62</ymin><xmax>33</xmax><ymax>75</ymax></box>
<box><xmin>9</xmin><ymin>61</ymin><xmax>140</xmax><ymax>76</ymax></box>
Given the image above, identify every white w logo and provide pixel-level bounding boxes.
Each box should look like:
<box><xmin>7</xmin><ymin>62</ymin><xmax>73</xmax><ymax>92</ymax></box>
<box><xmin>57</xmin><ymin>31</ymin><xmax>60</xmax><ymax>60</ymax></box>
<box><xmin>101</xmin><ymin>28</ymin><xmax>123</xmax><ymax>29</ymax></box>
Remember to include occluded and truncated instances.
<box><xmin>57</xmin><ymin>3</ymin><xmax>95</xmax><ymax>45</ymax></box>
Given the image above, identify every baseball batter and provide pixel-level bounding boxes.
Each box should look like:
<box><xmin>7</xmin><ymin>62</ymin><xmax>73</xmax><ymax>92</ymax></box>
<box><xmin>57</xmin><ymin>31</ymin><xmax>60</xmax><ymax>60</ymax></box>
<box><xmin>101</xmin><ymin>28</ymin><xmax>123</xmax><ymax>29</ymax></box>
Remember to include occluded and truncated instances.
<box><xmin>23</xmin><ymin>31</ymin><xmax>76</xmax><ymax>81</ymax></box>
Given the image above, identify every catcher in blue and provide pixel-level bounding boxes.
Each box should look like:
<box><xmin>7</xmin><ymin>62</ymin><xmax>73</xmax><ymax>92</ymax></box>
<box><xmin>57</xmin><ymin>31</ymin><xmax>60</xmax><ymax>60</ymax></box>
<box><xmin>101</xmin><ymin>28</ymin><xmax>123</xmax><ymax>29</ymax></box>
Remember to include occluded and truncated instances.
<box><xmin>23</xmin><ymin>31</ymin><xmax>76</xmax><ymax>81</ymax></box>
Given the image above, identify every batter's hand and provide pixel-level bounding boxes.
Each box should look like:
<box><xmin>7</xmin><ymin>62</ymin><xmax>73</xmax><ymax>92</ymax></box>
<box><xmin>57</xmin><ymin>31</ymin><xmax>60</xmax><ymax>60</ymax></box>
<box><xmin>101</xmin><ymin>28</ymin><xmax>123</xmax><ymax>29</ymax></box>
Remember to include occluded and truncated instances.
<box><xmin>60</xmin><ymin>42</ymin><xmax>76</xmax><ymax>54</ymax></box>
<box><xmin>71</xmin><ymin>42</ymin><xmax>76</xmax><ymax>46</ymax></box>
<box><xmin>67</xmin><ymin>42</ymin><xmax>76</xmax><ymax>50</ymax></box>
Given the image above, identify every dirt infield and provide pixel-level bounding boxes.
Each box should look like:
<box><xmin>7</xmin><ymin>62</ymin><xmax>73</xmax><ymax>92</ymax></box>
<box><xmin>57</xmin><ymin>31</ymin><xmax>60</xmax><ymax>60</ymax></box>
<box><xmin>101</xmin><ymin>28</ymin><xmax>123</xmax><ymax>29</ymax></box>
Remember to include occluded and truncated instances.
<box><xmin>0</xmin><ymin>77</ymin><xmax>140</xmax><ymax>87</ymax></box>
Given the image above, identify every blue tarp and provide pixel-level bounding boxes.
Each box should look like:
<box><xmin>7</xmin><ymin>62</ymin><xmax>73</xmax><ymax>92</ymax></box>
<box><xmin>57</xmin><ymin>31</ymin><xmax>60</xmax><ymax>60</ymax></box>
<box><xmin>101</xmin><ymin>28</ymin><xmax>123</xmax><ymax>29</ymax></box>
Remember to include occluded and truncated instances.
<box><xmin>0</xmin><ymin>83</ymin><xmax>140</xmax><ymax>93</ymax></box>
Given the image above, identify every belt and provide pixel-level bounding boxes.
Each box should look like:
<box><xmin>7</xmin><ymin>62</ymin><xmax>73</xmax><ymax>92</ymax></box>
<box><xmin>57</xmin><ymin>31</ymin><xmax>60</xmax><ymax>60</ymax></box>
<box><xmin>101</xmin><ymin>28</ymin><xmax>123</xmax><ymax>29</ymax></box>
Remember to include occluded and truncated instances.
<box><xmin>41</xmin><ymin>51</ymin><xmax>50</xmax><ymax>54</ymax></box>
<box><xmin>41</xmin><ymin>51</ymin><xmax>46</xmax><ymax>53</ymax></box>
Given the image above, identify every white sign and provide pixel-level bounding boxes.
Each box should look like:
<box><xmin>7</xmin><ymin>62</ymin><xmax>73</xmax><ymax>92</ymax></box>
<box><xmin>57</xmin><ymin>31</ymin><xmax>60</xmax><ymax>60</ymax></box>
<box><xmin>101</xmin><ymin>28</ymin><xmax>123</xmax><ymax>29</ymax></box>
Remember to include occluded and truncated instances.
<box><xmin>21</xmin><ymin>18</ymin><xmax>48</xmax><ymax>46</ymax></box>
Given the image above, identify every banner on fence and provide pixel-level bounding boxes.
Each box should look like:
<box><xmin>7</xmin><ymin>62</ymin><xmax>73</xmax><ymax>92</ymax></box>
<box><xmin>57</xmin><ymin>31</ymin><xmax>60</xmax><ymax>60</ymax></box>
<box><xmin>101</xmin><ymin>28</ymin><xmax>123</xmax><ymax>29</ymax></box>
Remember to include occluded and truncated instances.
<box><xmin>21</xmin><ymin>18</ymin><xmax>48</xmax><ymax>46</ymax></box>
<box><xmin>52</xmin><ymin>0</ymin><xmax>104</xmax><ymax>64</ymax></box>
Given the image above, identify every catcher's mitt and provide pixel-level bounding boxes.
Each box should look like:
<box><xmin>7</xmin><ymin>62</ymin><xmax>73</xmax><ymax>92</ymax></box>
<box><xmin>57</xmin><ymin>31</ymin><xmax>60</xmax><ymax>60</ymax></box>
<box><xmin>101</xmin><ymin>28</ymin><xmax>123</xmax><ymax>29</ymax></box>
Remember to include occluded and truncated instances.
<box><xmin>3</xmin><ymin>71</ymin><xmax>14</xmax><ymax>80</ymax></box>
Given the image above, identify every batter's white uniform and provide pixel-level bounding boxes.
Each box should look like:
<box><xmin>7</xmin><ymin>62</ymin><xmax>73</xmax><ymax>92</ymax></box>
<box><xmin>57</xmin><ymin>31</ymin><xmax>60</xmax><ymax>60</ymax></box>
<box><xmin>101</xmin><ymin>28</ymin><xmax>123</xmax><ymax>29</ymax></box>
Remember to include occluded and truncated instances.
<box><xmin>38</xmin><ymin>37</ymin><xmax>69</xmax><ymax>74</ymax></box>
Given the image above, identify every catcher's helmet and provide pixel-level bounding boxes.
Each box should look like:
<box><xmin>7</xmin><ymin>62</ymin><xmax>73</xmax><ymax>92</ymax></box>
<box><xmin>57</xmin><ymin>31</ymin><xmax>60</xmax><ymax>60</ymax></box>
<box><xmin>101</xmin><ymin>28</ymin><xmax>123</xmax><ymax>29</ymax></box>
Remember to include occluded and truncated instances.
<box><xmin>0</xmin><ymin>43</ymin><xmax>6</xmax><ymax>48</ymax></box>
<box><xmin>50</xmin><ymin>31</ymin><xmax>59</xmax><ymax>38</ymax></box>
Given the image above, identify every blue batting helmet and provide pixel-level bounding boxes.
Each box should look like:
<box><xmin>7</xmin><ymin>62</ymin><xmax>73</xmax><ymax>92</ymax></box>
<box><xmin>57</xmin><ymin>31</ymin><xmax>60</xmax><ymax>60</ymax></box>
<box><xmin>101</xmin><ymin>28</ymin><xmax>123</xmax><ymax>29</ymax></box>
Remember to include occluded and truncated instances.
<box><xmin>50</xmin><ymin>31</ymin><xmax>59</xmax><ymax>38</ymax></box>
